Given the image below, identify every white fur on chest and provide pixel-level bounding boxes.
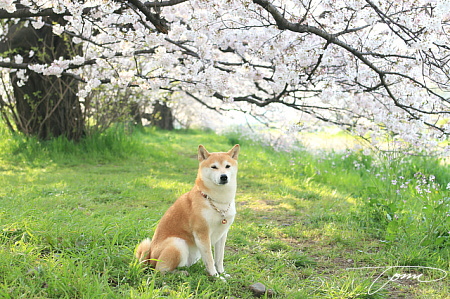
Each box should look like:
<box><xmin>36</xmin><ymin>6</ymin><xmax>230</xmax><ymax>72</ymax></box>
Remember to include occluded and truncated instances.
<box><xmin>201</xmin><ymin>202</ymin><xmax>236</xmax><ymax>244</ymax></box>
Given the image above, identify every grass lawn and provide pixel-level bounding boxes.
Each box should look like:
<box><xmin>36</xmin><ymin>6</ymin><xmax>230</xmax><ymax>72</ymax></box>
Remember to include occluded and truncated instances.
<box><xmin>0</xmin><ymin>128</ymin><xmax>449</xmax><ymax>298</ymax></box>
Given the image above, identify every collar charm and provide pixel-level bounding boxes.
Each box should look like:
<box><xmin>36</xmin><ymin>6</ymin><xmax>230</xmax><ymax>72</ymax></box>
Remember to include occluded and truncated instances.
<box><xmin>201</xmin><ymin>191</ymin><xmax>230</xmax><ymax>224</ymax></box>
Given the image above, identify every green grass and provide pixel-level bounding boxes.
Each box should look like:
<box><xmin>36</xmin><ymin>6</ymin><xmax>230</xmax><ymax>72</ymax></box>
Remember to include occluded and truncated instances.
<box><xmin>0</xmin><ymin>126</ymin><xmax>449</xmax><ymax>298</ymax></box>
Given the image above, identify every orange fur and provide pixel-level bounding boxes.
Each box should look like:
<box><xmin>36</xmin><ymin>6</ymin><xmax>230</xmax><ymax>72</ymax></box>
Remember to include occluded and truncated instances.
<box><xmin>136</xmin><ymin>144</ymin><xmax>240</xmax><ymax>276</ymax></box>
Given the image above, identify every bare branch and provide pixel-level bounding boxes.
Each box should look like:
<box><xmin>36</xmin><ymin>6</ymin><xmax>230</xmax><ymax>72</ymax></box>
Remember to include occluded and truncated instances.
<box><xmin>184</xmin><ymin>91</ymin><xmax>223</xmax><ymax>114</ymax></box>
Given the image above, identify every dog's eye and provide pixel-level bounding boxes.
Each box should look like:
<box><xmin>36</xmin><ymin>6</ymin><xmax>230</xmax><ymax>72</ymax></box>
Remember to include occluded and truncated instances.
<box><xmin>211</xmin><ymin>165</ymin><xmax>218</xmax><ymax>169</ymax></box>
<box><xmin>225</xmin><ymin>165</ymin><xmax>231</xmax><ymax>169</ymax></box>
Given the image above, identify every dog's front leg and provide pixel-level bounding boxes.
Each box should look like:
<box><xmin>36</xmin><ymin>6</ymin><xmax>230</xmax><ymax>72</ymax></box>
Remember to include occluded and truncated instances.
<box><xmin>194</xmin><ymin>232</ymin><xmax>218</xmax><ymax>276</ymax></box>
<box><xmin>214</xmin><ymin>233</ymin><xmax>227</xmax><ymax>274</ymax></box>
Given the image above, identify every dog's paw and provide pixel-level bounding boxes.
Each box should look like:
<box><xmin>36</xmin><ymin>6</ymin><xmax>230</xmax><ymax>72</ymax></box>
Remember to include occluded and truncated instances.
<box><xmin>217</xmin><ymin>272</ymin><xmax>231</xmax><ymax>281</ymax></box>
<box><xmin>208</xmin><ymin>271</ymin><xmax>231</xmax><ymax>281</ymax></box>
<box><xmin>208</xmin><ymin>272</ymin><xmax>226</xmax><ymax>281</ymax></box>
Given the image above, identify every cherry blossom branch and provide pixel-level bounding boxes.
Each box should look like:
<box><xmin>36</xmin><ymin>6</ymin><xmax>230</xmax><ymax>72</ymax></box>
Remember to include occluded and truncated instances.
<box><xmin>0</xmin><ymin>47</ymin><xmax>158</xmax><ymax>70</ymax></box>
<box><xmin>0</xmin><ymin>0</ymin><xmax>187</xmax><ymax>33</ymax></box>
<box><xmin>126</xmin><ymin>0</ymin><xmax>169</xmax><ymax>33</ymax></box>
<box><xmin>215</xmin><ymin>90</ymin><xmax>359</xmax><ymax>128</ymax></box>
<box><xmin>253</xmin><ymin>0</ymin><xmax>449</xmax><ymax>135</ymax></box>
<box><xmin>365</xmin><ymin>0</ymin><xmax>423</xmax><ymax>45</ymax></box>
<box><xmin>144</xmin><ymin>0</ymin><xmax>188</xmax><ymax>7</ymax></box>
<box><xmin>0</xmin><ymin>7</ymin><xmax>87</xmax><ymax>19</ymax></box>
<box><xmin>183</xmin><ymin>91</ymin><xmax>224</xmax><ymax>114</ymax></box>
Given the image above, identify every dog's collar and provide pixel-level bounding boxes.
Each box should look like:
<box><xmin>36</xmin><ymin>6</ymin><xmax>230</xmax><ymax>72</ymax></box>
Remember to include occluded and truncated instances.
<box><xmin>201</xmin><ymin>191</ymin><xmax>230</xmax><ymax>225</ymax></box>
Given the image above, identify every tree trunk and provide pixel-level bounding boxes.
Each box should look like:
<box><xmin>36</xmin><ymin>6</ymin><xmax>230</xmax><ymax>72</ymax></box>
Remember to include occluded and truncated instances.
<box><xmin>130</xmin><ymin>101</ymin><xmax>143</xmax><ymax>127</ymax></box>
<box><xmin>150</xmin><ymin>101</ymin><xmax>174</xmax><ymax>130</ymax></box>
<box><xmin>1</xmin><ymin>16</ymin><xmax>85</xmax><ymax>140</ymax></box>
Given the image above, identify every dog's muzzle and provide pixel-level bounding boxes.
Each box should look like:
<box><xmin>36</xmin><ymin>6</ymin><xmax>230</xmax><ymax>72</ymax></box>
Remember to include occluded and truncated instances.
<box><xmin>219</xmin><ymin>174</ymin><xmax>228</xmax><ymax>184</ymax></box>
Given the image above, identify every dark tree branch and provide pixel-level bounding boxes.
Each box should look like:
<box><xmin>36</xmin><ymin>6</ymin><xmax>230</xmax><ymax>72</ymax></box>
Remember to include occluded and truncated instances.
<box><xmin>365</xmin><ymin>0</ymin><xmax>423</xmax><ymax>45</ymax></box>
<box><xmin>144</xmin><ymin>0</ymin><xmax>188</xmax><ymax>8</ymax></box>
<box><xmin>0</xmin><ymin>5</ymin><xmax>102</xmax><ymax>19</ymax></box>
<box><xmin>126</xmin><ymin>0</ymin><xmax>169</xmax><ymax>33</ymax></box>
<box><xmin>0</xmin><ymin>0</ymin><xmax>188</xmax><ymax>33</ymax></box>
<box><xmin>253</xmin><ymin>0</ymin><xmax>450</xmax><ymax>135</ymax></box>
<box><xmin>184</xmin><ymin>91</ymin><xmax>223</xmax><ymax>114</ymax></box>
<box><xmin>307</xmin><ymin>42</ymin><xmax>329</xmax><ymax>81</ymax></box>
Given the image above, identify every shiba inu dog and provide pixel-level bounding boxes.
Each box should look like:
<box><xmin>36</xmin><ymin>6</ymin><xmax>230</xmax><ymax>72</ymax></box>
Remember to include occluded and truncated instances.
<box><xmin>136</xmin><ymin>144</ymin><xmax>240</xmax><ymax>277</ymax></box>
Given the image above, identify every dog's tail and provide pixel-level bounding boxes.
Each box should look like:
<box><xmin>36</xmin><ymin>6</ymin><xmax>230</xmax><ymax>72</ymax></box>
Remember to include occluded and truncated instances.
<box><xmin>135</xmin><ymin>238</ymin><xmax>152</xmax><ymax>263</ymax></box>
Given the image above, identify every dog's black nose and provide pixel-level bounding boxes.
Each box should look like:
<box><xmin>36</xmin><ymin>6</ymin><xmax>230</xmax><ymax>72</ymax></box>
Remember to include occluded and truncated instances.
<box><xmin>220</xmin><ymin>174</ymin><xmax>228</xmax><ymax>183</ymax></box>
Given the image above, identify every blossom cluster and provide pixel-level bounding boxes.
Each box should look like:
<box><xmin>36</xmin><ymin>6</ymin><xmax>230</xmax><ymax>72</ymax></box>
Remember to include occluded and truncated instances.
<box><xmin>0</xmin><ymin>0</ymin><xmax>449</xmax><ymax>152</ymax></box>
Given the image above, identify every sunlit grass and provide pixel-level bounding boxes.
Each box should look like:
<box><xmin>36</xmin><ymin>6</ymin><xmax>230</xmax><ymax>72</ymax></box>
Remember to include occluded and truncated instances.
<box><xmin>0</xmin><ymin>126</ymin><xmax>448</xmax><ymax>298</ymax></box>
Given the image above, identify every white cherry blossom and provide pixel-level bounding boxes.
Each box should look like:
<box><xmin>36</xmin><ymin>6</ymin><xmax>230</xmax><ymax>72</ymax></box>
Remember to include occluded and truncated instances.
<box><xmin>0</xmin><ymin>0</ymin><xmax>448</xmax><ymax>151</ymax></box>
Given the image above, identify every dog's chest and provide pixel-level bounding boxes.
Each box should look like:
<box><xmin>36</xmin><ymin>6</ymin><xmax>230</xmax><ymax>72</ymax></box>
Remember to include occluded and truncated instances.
<box><xmin>202</xmin><ymin>203</ymin><xmax>236</xmax><ymax>240</ymax></box>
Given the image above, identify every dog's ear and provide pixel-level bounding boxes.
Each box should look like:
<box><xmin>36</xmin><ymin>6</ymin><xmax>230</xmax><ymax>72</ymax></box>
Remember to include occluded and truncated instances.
<box><xmin>228</xmin><ymin>144</ymin><xmax>240</xmax><ymax>160</ymax></box>
<box><xmin>198</xmin><ymin>145</ymin><xmax>210</xmax><ymax>162</ymax></box>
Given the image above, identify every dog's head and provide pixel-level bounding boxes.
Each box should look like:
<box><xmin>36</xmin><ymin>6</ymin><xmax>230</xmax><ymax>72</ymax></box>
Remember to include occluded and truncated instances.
<box><xmin>197</xmin><ymin>144</ymin><xmax>240</xmax><ymax>186</ymax></box>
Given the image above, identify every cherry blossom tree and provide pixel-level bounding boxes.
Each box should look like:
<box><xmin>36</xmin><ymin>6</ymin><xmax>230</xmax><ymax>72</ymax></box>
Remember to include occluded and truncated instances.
<box><xmin>0</xmin><ymin>14</ymin><xmax>84</xmax><ymax>140</ymax></box>
<box><xmin>0</xmin><ymin>0</ymin><xmax>448</xmax><ymax>150</ymax></box>
<box><xmin>247</xmin><ymin>0</ymin><xmax>450</xmax><ymax>150</ymax></box>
